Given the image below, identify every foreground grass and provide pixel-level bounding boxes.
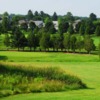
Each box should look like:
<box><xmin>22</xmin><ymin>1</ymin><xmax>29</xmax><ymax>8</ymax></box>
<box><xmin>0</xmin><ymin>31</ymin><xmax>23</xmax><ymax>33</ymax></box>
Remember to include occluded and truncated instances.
<box><xmin>0</xmin><ymin>51</ymin><xmax>100</xmax><ymax>100</ymax></box>
<box><xmin>1</xmin><ymin>62</ymin><xmax>100</xmax><ymax>100</ymax></box>
<box><xmin>0</xmin><ymin>62</ymin><xmax>86</xmax><ymax>98</ymax></box>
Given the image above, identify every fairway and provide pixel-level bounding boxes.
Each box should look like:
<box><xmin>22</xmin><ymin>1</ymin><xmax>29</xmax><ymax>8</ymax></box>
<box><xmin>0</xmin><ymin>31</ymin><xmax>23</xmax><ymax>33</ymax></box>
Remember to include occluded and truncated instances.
<box><xmin>0</xmin><ymin>51</ymin><xmax>100</xmax><ymax>100</ymax></box>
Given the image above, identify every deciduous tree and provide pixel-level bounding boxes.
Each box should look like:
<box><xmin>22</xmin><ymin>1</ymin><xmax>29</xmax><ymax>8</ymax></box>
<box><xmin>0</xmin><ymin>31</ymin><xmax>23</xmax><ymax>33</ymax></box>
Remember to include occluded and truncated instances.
<box><xmin>39</xmin><ymin>33</ymin><xmax>50</xmax><ymax>51</ymax></box>
<box><xmin>84</xmin><ymin>35</ymin><xmax>96</xmax><ymax>54</ymax></box>
<box><xmin>63</xmin><ymin>33</ymin><xmax>70</xmax><ymax>52</ymax></box>
<box><xmin>70</xmin><ymin>35</ymin><xmax>77</xmax><ymax>52</ymax></box>
<box><xmin>4</xmin><ymin>34</ymin><xmax>10</xmax><ymax>50</ymax></box>
<box><xmin>95</xmin><ymin>26</ymin><xmax>100</xmax><ymax>36</ymax></box>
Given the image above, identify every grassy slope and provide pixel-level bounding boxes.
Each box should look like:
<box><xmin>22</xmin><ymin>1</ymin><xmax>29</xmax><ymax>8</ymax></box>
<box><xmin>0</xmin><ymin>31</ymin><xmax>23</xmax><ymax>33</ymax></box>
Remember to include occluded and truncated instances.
<box><xmin>0</xmin><ymin>52</ymin><xmax>100</xmax><ymax>100</ymax></box>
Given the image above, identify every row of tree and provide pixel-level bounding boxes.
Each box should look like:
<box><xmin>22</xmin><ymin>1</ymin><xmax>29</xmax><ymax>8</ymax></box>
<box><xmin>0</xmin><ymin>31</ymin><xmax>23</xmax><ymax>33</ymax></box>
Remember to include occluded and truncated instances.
<box><xmin>4</xmin><ymin>27</ymin><xmax>96</xmax><ymax>54</ymax></box>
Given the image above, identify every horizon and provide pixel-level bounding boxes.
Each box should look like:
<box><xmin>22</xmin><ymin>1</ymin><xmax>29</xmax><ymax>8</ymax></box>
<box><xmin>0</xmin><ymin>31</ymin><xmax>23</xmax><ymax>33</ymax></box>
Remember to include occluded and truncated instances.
<box><xmin>0</xmin><ymin>0</ymin><xmax>100</xmax><ymax>17</ymax></box>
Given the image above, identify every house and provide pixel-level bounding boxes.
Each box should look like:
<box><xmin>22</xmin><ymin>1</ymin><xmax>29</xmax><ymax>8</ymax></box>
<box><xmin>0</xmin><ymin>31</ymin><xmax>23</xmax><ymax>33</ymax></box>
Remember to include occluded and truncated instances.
<box><xmin>19</xmin><ymin>20</ymin><xmax>44</xmax><ymax>28</ymax></box>
<box><xmin>18</xmin><ymin>20</ymin><xmax>59</xmax><ymax>30</ymax></box>
<box><xmin>73</xmin><ymin>19</ymin><xmax>81</xmax><ymax>30</ymax></box>
<box><xmin>31</xmin><ymin>20</ymin><xmax>44</xmax><ymax>28</ymax></box>
<box><xmin>53</xmin><ymin>21</ymin><xmax>58</xmax><ymax>30</ymax></box>
<box><xmin>18</xmin><ymin>20</ymin><xmax>27</xmax><ymax>27</ymax></box>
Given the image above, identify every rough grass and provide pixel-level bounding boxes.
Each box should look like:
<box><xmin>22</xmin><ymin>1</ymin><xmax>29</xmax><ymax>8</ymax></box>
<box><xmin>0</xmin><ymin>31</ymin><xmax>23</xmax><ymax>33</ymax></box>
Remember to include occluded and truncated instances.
<box><xmin>0</xmin><ymin>62</ymin><xmax>86</xmax><ymax>98</ymax></box>
<box><xmin>1</xmin><ymin>62</ymin><xmax>100</xmax><ymax>100</ymax></box>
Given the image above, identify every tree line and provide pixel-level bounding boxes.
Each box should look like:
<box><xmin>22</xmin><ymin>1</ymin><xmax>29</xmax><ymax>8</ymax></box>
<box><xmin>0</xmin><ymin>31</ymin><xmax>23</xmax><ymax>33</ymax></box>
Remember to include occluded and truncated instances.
<box><xmin>4</xmin><ymin>27</ymin><xmax>96</xmax><ymax>54</ymax></box>
<box><xmin>0</xmin><ymin>10</ymin><xmax>100</xmax><ymax>54</ymax></box>
<box><xmin>0</xmin><ymin>10</ymin><xmax>100</xmax><ymax>36</ymax></box>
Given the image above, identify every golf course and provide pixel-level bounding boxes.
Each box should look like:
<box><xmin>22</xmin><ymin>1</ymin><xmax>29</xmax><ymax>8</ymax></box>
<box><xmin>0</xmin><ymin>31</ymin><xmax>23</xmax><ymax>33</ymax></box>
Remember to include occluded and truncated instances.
<box><xmin>0</xmin><ymin>51</ymin><xmax>100</xmax><ymax>100</ymax></box>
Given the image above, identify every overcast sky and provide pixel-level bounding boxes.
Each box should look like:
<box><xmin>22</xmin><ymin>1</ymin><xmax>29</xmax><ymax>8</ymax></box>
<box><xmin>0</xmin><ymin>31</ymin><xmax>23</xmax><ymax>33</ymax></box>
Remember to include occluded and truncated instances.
<box><xmin>0</xmin><ymin>0</ymin><xmax>100</xmax><ymax>17</ymax></box>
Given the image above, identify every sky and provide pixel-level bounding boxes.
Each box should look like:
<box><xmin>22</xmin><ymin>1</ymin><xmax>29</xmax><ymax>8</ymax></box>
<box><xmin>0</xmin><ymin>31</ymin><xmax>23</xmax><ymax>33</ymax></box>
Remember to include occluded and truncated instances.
<box><xmin>0</xmin><ymin>0</ymin><xmax>100</xmax><ymax>17</ymax></box>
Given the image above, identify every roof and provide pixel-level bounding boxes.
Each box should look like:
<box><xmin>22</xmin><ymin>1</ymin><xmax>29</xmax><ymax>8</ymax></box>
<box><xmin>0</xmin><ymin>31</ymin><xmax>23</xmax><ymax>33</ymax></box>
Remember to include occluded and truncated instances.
<box><xmin>18</xmin><ymin>20</ymin><xmax>27</xmax><ymax>24</ymax></box>
<box><xmin>73</xmin><ymin>19</ymin><xmax>82</xmax><ymax>29</ymax></box>
<box><xmin>53</xmin><ymin>21</ymin><xmax>58</xmax><ymax>30</ymax></box>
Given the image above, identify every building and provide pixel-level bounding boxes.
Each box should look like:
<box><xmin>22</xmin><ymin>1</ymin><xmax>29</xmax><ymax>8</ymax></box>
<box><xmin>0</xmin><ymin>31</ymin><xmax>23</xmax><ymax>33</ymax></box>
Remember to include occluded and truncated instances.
<box><xmin>73</xmin><ymin>19</ymin><xmax>81</xmax><ymax>30</ymax></box>
<box><xmin>53</xmin><ymin>21</ymin><xmax>58</xmax><ymax>30</ymax></box>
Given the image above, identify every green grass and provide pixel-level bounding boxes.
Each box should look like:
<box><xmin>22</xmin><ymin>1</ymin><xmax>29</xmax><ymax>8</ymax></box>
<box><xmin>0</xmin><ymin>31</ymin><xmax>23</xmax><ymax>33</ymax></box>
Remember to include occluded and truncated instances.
<box><xmin>0</xmin><ymin>51</ymin><xmax>100</xmax><ymax>100</ymax></box>
<box><xmin>0</xmin><ymin>51</ymin><xmax>99</xmax><ymax>62</ymax></box>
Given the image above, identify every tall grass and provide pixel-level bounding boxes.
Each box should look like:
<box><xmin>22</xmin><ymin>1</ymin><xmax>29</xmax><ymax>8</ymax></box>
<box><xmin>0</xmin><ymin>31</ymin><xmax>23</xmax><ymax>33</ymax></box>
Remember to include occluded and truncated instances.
<box><xmin>0</xmin><ymin>62</ymin><xmax>86</xmax><ymax>98</ymax></box>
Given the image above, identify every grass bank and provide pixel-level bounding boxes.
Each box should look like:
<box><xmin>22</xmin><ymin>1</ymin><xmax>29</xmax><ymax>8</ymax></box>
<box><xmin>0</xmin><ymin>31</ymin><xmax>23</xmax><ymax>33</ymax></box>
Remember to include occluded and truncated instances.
<box><xmin>0</xmin><ymin>62</ymin><xmax>86</xmax><ymax>98</ymax></box>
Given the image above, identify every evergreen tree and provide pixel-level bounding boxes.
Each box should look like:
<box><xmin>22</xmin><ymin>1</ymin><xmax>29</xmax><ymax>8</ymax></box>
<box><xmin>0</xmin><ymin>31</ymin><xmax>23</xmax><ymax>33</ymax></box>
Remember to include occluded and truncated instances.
<box><xmin>70</xmin><ymin>35</ymin><xmax>77</xmax><ymax>52</ymax></box>
<box><xmin>63</xmin><ymin>33</ymin><xmax>70</xmax><ymax>52</ymax></box>
<box><xmin>27</xmin><ymin>31</ymin><xmax>37</xmax><ymax>51</ymax></box>
<box><xmin>29</xmin><ymin>21</ymin><xmax>36</xmax><ymax>31</ymax></box>
<box><xmin>65</xmin><ymin>12</ymin><xmax>74</xmax><ymax>22</ymax></box>
<box><xmin>79</xmin><ymin>24</ymin><xmax>85</xmax><ymax>35</ymax></box>
<box><xmin>68</xmin><ymin>24</ymin><xmax>74</xmax><ymax>34</ymax></box>
<box><xmin>27</xmin><ymin>10</ymin><xmax>34</xmax><ymax>20</ymax></box>
<box><xmin>98</xmin><ymin>42</ymin><xmax>100</xmax><ymax>61</ymax></box>
<box><xmin>40</xmin><ymin>11</ymin><xmax>45</xmax><ymax>17</ymax></box>
<box><xmin>20</xmin><ymin>22</ymin><xmax>28</xmax><ymax>31</ymax></box>
<box><xmin>85</xmin><ymin>25</ymin><xmax>91</xmax><ymax>35</ymax></box>
<box><xmin>11</xmin><ymin>28</ymin><xmax>26</xmax><ymax>50</ymax></box>
<box><xmin>75</xmin><ymin>21</ymin><xmax>81</xmax><ymax>33</ymax></box>
<box><xmin>89</xmin><ymin>13</ymin><xmax>97</xmax><ymax>21</ymax></box>
<box><xmin>84</xmin><ymin>35</ymin><xmax>96</xmax><ymax>54</ymax></box>
<box><xmin>0</xmin><ymin>23</ymin><xmax>3</xmax><ymax>33</ymax></box>
<box><xmin>3</xmin><ymin>12</ymin><xmax>9</xmax><ymax>17</ymax></box>
<box><xmin>45</xmin><ymin>19</ymin><xmax>56</xmax><ymax>34</ymax></box>
<box><xmin>34</xmin><ymin>11</ymin><xmax>39</xmax><ymax>16</ymax></box>
<box><xmin>85</xmin><ymin>20</ymin><xmax>95</xmax><ymax>35</ymax></box>
<box><xmin>50</xmin><ymin>33</ymin><xmax>62</xmax><ymax>51</ymax></box>
<box><xmin>2</xmin><ymin>16</ymin><xmax>10</xmax><ymax>32</ymax></box>
<box><xmin>19</xmin><ymin>34</ymin><xmax>27</xmax><ymax>51</ymax></box>
<box><xmin>4</xmin><ymin>34</ymin><xmax>10</xmax><ymax>50</ymax></box>
<box><xmin>95</xmin><ymin>26</ymin><xmax>100</xmax><ymax>36</ymax></box>
<box><xmin>34</xmin><ymin>26</ymin><xmax>39</xmax><ymax>34</ymax></box>
<box><xmin>59</xmin><ymin>21</ymin><xmax>69</xmax><ymax>34</ymax></box>
<box><xmin>45</xmin><ymin>17</ymin><xmax>52</xmax><ymax>24</ymax></box>
<box><xmin>52</xmin><ymin>12</ymin><xmax>58</xmax><ymax>21</ymax></box>
<box><xmin>39</xmin><ymin>33</ymin><xmax>50</xmax><ymax>51</ymax></box>
<box><xmin>76</xmin><ymin>36</ymin><xmax>84</xmax><ymax>53</ymax></box>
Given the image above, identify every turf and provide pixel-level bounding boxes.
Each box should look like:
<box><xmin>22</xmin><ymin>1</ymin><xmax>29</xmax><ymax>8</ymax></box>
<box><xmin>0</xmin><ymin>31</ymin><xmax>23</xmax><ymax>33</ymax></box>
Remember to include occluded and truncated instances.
<box><xmin>0</xmin><ymin>51</ymin><xmax>100</xmax><ymax>100</ymax></box>
<box><xmin>0</xmin><ymin>51</ymin><xmax>99</xmax><ymax>62</ymax></box>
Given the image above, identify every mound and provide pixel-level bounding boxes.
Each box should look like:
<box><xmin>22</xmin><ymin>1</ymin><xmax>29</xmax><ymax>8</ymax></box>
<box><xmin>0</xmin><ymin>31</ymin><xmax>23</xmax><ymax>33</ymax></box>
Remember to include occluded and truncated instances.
<box><xmin>0</xmin><ymin>62</ymin><xmax>86</xmax><ymax>97</ymax></box>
